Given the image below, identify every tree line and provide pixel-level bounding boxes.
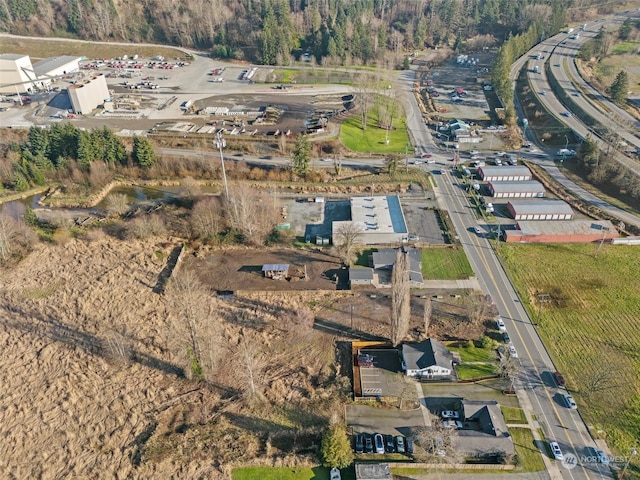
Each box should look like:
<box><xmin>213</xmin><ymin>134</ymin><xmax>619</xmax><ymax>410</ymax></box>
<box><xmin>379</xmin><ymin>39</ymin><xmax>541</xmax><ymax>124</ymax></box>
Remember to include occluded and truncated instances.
<box><xmin>0</xmin><ymin>124</ymin><xmax>156</xmax><ymax>192</ymax></box>
<box><xmin>0</xmin><ymin>0</ymin><xmax>609</xmax><ymax>66</ymax></box>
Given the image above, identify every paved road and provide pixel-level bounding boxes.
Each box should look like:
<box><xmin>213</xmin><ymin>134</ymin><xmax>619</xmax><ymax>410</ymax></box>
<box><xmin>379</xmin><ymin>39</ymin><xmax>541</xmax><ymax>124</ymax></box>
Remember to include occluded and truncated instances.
<box><xmin>399</xmin><ymin>66</ymin><xmax>613</xmax><ymax>479</ymax></box>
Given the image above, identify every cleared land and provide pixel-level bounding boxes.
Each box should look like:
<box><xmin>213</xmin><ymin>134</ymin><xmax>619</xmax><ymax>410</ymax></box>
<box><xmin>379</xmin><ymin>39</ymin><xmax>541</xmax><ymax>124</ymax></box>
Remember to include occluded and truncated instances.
<box><xmin>421</xmin><ymin>247</ymin><xmax>474</xmax><ymax>280</ymax></box>
<box><xmin>498</xmin><ymin>243</ymin><xmax>640</xmax><ymax>455</ymax></box>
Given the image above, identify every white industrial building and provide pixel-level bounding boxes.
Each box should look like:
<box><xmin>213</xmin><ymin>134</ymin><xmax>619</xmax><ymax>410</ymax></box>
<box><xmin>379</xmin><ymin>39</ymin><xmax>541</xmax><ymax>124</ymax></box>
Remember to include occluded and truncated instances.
<box><xmin>332</xmin><ymin>195</ymin><xmax>408</xmax><ymax>245</ymax></box>
<box><xmin>488</xmin><ymin>180</ymin><xmax>545</xmax><ymax>198</ymax></box>
<box><xmin>0</xmin><ymin>54</ymin><xmax>35</xmax><ymax>94</ymax></box>
<box><xmin>507</xmin><ymin>199</ymin><xmax>574</xmax><ymax>220</ymax></box>
<box><xmin>68</xmin><ymin>73</ymin><xmax>110</xmax><ymax>114</ymax></box>
<box><xmin>478</xmin><ymin>165</ymin><xmax>532</xmax><ymax>182</ymax></box>
<box><xmin>32</xmin><ymin>56</ymin><xmax>82</xmax><ymax>83</ymax></box>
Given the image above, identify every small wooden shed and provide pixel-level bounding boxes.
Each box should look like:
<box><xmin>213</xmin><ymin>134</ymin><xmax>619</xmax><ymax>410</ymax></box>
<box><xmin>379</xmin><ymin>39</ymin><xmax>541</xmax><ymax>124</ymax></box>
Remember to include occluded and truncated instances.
<box><xmin>261</xmin><ymin>264</ymin><xmax>290</xmax><ymax>280</ymax></box>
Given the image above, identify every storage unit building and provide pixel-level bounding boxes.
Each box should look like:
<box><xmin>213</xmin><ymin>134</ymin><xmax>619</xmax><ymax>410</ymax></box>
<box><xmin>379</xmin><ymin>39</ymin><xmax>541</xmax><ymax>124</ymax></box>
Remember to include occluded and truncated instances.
<box><xmin>505</xmin><ymin>220</ymin><xmax>619</xmax><ymax>243</ymax></box>
<box><xmin>68</xmin><ymin>73</ymin><xmax>110</xmax><ymax>114</ymax></box>
<box><xmin>488</xmin><ymin>181</ymin><xmax>545</xmax><ymax>198</ymax></box>
<box><xmin>507</xmin><ymin>199</ymin><xmax>573</xmax><ymax>220</ymax></box>
<box><xmin>32</xmin><ymin>56</ymin><xmax>82</xmax><ymax>83</ymax></box>
<box><xmin>478</xmin><ymin>165</ymin><xmax>532</xmax><ymax>182</ymax></box>
<box><xmin>0</xmin><ymin>54</ymin><xmax>35</xmax><ymax>93</ymax></box>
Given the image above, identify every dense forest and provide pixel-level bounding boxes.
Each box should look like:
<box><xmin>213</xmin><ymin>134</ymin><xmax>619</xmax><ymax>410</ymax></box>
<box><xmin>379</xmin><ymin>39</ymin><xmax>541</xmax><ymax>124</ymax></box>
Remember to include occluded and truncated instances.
<box><xmin>0</xmin><ymin>0</ymin><xmax>615</xmax><ymax>65</ymax></box>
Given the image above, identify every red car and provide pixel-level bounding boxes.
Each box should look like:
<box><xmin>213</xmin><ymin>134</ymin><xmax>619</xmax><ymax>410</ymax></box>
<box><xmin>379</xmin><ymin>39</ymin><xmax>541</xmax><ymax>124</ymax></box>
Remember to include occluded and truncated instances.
<box><xmin>421</xmin><ymin>153</ymin><xmax>433</xmax><ymax>158</ymax></box>
<box><xmin>553</xmin><ymin>371</ymin><xmax>566</xmax><ymax>387</ymax></box>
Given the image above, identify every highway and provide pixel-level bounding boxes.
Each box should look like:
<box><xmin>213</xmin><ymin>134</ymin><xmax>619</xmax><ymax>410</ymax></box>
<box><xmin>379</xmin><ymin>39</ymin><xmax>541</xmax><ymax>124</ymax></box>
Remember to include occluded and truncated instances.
<box><xmin>399</xmin><ymin>65</ymin><xmax>614</xmax><ymax>479</ymax></box>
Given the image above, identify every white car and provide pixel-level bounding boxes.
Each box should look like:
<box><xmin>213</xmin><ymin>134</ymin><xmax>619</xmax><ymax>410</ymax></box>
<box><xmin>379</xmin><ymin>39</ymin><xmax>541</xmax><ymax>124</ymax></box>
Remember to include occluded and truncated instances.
<box><xmin>509</xmin><ymin>345</ymin><xmax>518</xmax><ymax>358</ymax></box>
<box><xmin>426</xmin><ymin>159</ymin><xmax>436</xmax><ymax>164</ymax></box>
<box><xmin>443</xmin><ymin>420</ymin><xmax>463</xmax><ymax>429</ymax></box>
<box><xmin>562</xmin><ymin>393</ymin><xmax>577</xmax><ymax>410</ymax></box>
<box><xmin>441</xmin><ymin>410</ymin><xmax>460</xmax><ymax>419</ymax></box>
<box><xmin>496</xmin><ymin>318</ymin><xmax>506</xmax><ymax>332</ymax></box>
<box><xmin>549</xmin><ymin>441</ymin><xmax>564</xmax><ymax>461</ymax></box>
<box><xmin>469</xmin><ymin>150</ymin><xmax>480</xmax><ymax>156</ymax></box>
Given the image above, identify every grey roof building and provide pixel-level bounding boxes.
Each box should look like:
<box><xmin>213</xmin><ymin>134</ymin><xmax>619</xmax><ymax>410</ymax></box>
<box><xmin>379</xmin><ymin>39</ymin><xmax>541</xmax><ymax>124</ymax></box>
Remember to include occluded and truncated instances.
<box><xmin>370</xmin><ymin>247</ymin><xmax>423</xmax><ymax>284</ymax></box>
<box><xmin>478</xmin><ymin>165</ymin><xmax>532</xmax><ymax>182</ymax></box>
<box><xmin>488</xmin><ymin>180</ymin><xmax>545</xmax><ymax>198</ymax></box>
<box><xmin>349</xmin><ymin>267</ymin><xmax>374</xmax><ymax>286</ymax></box>
<box><xmin>507</xmin><ymin>199</ymin><xmax>573</xmax><ymax>220</ymax></box>
<box><xmin>458</xmin><ymin>400</ymin><xmax>515</xmax><ymax>459</ymax></box>
<box><xmin>402</xmin><ymin>338</ymin><xmax>455</xmax><ymax>378</ymax></box>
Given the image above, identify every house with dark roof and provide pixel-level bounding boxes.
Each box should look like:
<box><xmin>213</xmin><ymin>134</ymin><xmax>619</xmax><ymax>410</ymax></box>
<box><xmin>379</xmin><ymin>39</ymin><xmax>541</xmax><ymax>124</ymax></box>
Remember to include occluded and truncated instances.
<box><xmin>457</xmin><ymin>400</ymin><xmax>515</xmax><ymax>459</ymax></box>
<box><xmin>349</xmin><ymin>267</ymin><xmax>374</xmax><ymax>286</ymax></box>
<box><xmin>370</xmin><ymin>247</ymin><xmax>423</xmax><ymax>284</ymax></box>
<box><xmin>401</xmin><ymin>338</ymin><xmax>455</xmax><ymax>379</ymax></box>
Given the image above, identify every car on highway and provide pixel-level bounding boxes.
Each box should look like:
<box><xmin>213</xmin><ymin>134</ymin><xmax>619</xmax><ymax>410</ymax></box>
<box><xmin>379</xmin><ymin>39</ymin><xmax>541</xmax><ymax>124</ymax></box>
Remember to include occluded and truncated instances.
<box><xmin>509</xmin><ymin>345</ymin><xmax>518</xmax><ymax>358</ymax></box>
<box><xmin>549</xmin><ymin>441</ymin><xmax>564</xmax><ymax>461</ymax></box>
<box><xmin>426</xmin><ymin>158</ymin><xmax>436</xmax><ymax>164</ymax></box>
<box><xmin>562</xmin><ymin>111</ymin><xmax>572</xmax><ymax>117</ymax></box>
<box><xmin>441</xmin><ymin>410</ymin><xmax>460</xmax><ymax>419</ymax></box>
<box><xmin>374</xmin><ymin>433</ymin><xmax>385</xmax><ymax>454</ymax></box>
<box><xmin>591</xmin><ymin>447</ymin><xmax>609</xmax><ymax>464</ymax></box>
<box><xmin>443</xmin><ymin>420</ymin><xmax>463</xmax><ymax>429</ymax></box>
<box><xmin>469</xmin><ymin>150</ymin><xmax>480</xmax><ymax>156</ymax></box>
<box><xmin>540</xmin><ymin>90</ymin><xmax>547</xmax><ymax>95</ymax></box>
<box><xmin>496</xmin><ymin>317</ymin><xmax>506</xmax><ymax>332</ymax></box>
<box><xmin>420</xmin><ymin>153</ymin><xmax>433</xmax><ymax>158</ymax></box>
<box><xmin>502</xmin><ymin>332</ymin><xmax>511</xmax><ymax>343</ymax></box>
<box><xmin>355</xmin><ymin>434</ymin><xmax>364</xmax><ymax>454</ymax></box>
<box><xmin>562</xmin><ymin>393</ymin><xmax>577</xmax><ymax>409</ymax></box>
<box><xmin>472</xmin><ymin>226</ymin><xmax>483</xmax><ymax>235</ymax></box>
<box><xmin>553</xmin><ymin>371</ymin><xmax>566</xmax><ymax>387</ymax></box>
<box><xmin>395</xmin><ymin>436</ymin><xmax>406</xmax><ymax>454</ymax></box>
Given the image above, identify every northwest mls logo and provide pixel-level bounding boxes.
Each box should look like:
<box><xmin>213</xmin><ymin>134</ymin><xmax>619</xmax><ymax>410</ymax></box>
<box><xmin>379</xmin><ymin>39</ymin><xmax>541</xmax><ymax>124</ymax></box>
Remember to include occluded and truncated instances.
<box><xmin>562</xmin><ymin>453</ymin><xmax>578</xmax><ymax>470</ymax></box>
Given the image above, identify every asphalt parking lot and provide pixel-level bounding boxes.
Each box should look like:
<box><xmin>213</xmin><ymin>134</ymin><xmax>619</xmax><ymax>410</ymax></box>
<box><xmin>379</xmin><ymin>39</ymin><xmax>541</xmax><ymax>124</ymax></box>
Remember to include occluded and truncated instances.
<box><xmin>401</xmin><ymin>198</ymin><xmax>447</xmax><ymax>244</ymax></box>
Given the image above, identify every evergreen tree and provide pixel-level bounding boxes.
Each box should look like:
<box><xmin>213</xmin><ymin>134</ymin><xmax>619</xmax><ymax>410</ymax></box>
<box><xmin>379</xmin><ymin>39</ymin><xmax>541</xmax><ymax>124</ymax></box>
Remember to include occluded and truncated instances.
<box><xmin>132</xmin><ymin>136</ymin><xmax>157</xmax><ymax>167</ymax></box>
<box><xmin>320</xmin><ymin>425</ymin><xmax>354</xmax><ymax>469</ymax></box>
<box><xmin>609</xmin><ymin>70</ymin><xmax>629</xmax><ymax>106</ymax></box>
<box><xmin>28</xmin><ymin>126</ymin><xmax>49</xmax><ymax>157</ymax></box>
<box><xmin>292</xmin><ymin>134</ymin><xmax>311</xmax><ymax>177</ymax></box>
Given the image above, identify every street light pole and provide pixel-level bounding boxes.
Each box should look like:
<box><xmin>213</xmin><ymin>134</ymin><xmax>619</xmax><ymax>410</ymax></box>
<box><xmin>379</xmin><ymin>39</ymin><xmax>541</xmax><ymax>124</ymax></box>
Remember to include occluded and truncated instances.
<box><xmin>618</xmin><ymin>448</ymin><xmax>637</xmax><ymax>479</ymax></box>
<box><xmin>535</xmin><ymin>293</ymin><xmax>550</xmax><ymax>327</ymax></box>
<box><xmin>215</xmin><ymin>131</ymin><xmax>229</xmax><ymax>198</ymax></box>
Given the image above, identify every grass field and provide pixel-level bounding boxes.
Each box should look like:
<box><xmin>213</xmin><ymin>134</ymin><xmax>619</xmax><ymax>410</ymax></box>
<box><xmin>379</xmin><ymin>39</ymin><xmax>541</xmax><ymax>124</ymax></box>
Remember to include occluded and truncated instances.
<box><xmin>611</xmin><ymin>41</ymin><xmax>640</xmax><ymax>55</ymax></box>
<box><xmin>510</xmin><ymin>428</ymin><xmax>546</xmax><ymax>472</ymax></box>
<box><xmin>501</xmin><ymin>406</ymin><xmax>528</xmax><ymax>424</ymax></box>
<box><xmin>498</xmin><ymin>243</ymin><xmax>640</xmax><ymax>456</ymax></box>
<box><xmin>595</xmin><ymin>53</ymin><xmax>640</xmax><ymax>95</ymax></box>
<box><xmin>447</xmin><ymin>344</ymin><xmax>497</xmax><ymax>363</ymax></box>
<box><xmin>232</xmin><ymin>466</ymin><xmax>354</xmax><ymax>480</ymax></box>
<box><xmin>339</xmin><ymin>106</ymin><xmax>411</xmax><ymax>154</ymax></box>
<box><xmin>0</xmin><ymin>37</ymin><xmax>186</xmax><ymax>62</ymax></box>
<box><xmin>456</xmin><ymin>363</ymin><xmax>496</xmax><ymax>380</ymax></box>
<box><xmin>421</xmin><ymin>246</ymin><xmax>474</xmax><ymax>280</ymax></box>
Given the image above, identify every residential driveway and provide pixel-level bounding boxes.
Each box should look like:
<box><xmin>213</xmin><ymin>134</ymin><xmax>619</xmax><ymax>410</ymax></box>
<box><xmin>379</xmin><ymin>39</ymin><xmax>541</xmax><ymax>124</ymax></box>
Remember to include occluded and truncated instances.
<box><xmin>346</xmin><ymin>404</ymin><xmax>426</xmax><ymax>437</ymax></box>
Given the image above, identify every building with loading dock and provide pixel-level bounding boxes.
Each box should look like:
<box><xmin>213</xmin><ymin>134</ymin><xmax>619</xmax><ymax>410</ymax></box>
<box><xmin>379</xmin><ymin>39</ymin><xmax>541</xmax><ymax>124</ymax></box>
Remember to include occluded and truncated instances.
<box><xmin>505</xmin><ymin>220</ymin><xmax>619</xmax><ymax>243</ymax></box>
<box><xmin>488</xmin><ymin>180</ymin><xmax>545</xmax><ymax>198</ymax></box>
<box><xmin>478</xmin><ymin>165</ymin><xmax>532</xmax><ymax>182</ymax></box>
<box><xmin>507</xmin><ymin>199</ymin><xmax>573</xmax><ymax>220</ymax></box>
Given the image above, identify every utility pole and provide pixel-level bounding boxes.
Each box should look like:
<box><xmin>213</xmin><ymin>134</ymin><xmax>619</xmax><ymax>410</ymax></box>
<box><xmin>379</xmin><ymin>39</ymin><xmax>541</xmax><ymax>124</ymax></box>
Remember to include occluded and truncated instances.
<box><xmin>618</xmin><ymin>448</ymin><xmax>637</xmax><ymax>479</ymax></box>
<box><xmin>214</xmin><ymin>131</ymin><xmax>229</xmax><ymax>198</ymax></box>
<box><xmin>595</xmin><ymin>226</ymin><xmax>610</xmax><ymax>258</ymax></box>
<box><xmin>405</xmin><ymin>143</ymin><xmax>409</xmax><ymax>173</ymax></box>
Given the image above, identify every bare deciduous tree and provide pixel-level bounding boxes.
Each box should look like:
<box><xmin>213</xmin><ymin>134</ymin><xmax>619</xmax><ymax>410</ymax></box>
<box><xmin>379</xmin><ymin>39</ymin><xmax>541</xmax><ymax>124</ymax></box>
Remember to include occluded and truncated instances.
<box><xmin>497</xmin><ymin>348</ymin><xmax>519</xmax><ymax>393</ymax></box>
<box><xmin>190</xmin><ymin>197</ymin><xmax>224</xmax><ymax>241</ymax></box>
<box><xmin>0</xmin><ymin>212</ymin><xmax>36</xmax><ymax>263</ymax></box>
<box><xmin>168</xmin><ymin>271</ymin><xmax>221</xmax><ymax>381</ymax></box>
<box><xmin>332</xmin><ymin>222</ymin><xmax>363</xmax><ymax>266</ymax></box>
<box><xmin>225</xmin><ymin>182</ymin><xmax>279</xmax><ymax>245</ymax></box>
<box><xmin>88</xmin><ymin>161</ymin><xmax>113</xmax><ymax>188</ymax></box>
<box><xmin>391</xmin><ymin>248</ymin><xmax>410</xmax><ymax>346</ymax></box>
<box><xmin>105</xmin><ymin>193</ymin><xmax>130</xmax><ymax>216</ymax></box>
<box><xmin>423</xmin><ymin>297</ymin><xmax>432</xmax><ymax>338</ymax></box>
<box><xmin>414</xmin><ymin>424</ymin><xmax>460</xmax><ymax>462</ymax></box>
<box><xmin>126</xmin><ymin>214</ymin><xmax>167</xmax><ymax>239</ymax></box>
<box><xmin>237</xmin><ymin>334</ymin><xmax>267</xmax><ymax>403</ymax></box>
<box><xmin>179</xmin><ymin>176</ymin><xmax>201</xmax><ymax>198</ymax></box>
<box><xmin>582</xmin><ymin>359</ymin><xmax>623</xmax><ymax>398</ymax></box>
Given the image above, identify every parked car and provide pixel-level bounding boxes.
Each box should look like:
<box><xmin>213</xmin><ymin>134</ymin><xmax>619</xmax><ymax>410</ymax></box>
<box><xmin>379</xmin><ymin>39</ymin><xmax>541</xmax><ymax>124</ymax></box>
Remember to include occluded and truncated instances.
<box><xmin>441</xmin><ymin>410</ymin><xmax>460</xmax><ymax>419</ymax></box>
<box><xmin>496</xmin><ymin>317</ymin><xmax>506</xmax><ymax>332</ymax></box>
<box><xmin>502</xmin><ymin>332</ymin><xmax>511</xmax><ymax>343</ymax></box>
<box><xmin>443</xmin><ymin>420</ymin><xmax>463</xmax><ymax>429</ymax></box>
<box><xmin>364</xmin><ymin>434</ymin><xmax>373</xmax><ymax>453</ymax></box>
<box><xmin>330</xmin><ymin>467</ymin><xmax>341</xmax><ymax>480</ymax></box>
<box><xmin>553</xmin><ymin>371</ymin><xmax>566</xmax><ymax>387</ymax></box>
<box><xmin>562</xmin><ymin>393</ymin><xmax>577</xmax><ymax>409</ymax></box>
<box><xmin>385</xmin><ymin>434</ymin><xmax>395</xmax><ymax>453</ymax></box>
<box><xmin>395</xmin><ymin>436</ymin><xmax>406</xmax><ymax>454</ymax></box>
<box><xmin>473</xmin><ymin>226</ymin><xmax>483</xmax><ymax>235</ymax></box>
<box><xmin>549</xmin><ymin>441</ymin><xmax>564</xmax><ymax>460</ymax></box>
<box><xmin>509</xmin><ymin>345</ymin><xmax>518</xmax><ymax>358</ymax></box>
<box><xmin>374</xmin><ymin>433</ymin><xmax>385</xmax><ymax>454</ymax></box>
<box><xmin>406</xmin><ymin>437</ymin><xmax>414</xmax><ymax>455</ymax></box>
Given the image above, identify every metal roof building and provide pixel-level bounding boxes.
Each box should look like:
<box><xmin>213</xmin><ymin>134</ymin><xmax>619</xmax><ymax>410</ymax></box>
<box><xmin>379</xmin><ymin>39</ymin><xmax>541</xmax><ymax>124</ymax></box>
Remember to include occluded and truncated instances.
<box><xmin>0</xmin><ymin>54</ymin><xmax>35</xmax><ymax>93</ymax></box>
<box><xmin>478</xmin><ymin>165</ymin><xmax>532</xmax><ymax>182</ymax></box>
<box><xmin>505</xmin><ymin>220</ymin><xmax>619</xmax><ymax>243</ymax></box>
<box><xmin>348</xmin><ymin>267</ymin><xmax>374</xmax><ymax>286</ymax></box>
<box><xmin>507</xmin><ymin>199</ymin><xmax>573</xmax><ymax>220</ymax></box>
<box><xmin>32</xmin><ymin>56</ymin><xmax>82</xmax><ymax>80</ymax></box>
<box><xmin>488</xmin><ymin>180</ymin><xmax>545</xmax><ymax>198</ymax></box>
<box><xmin>68</xmin><ymin>73</ymin><xmax>110</xmax><ymax>114</ymax></box>
<box><xmin>332</xmin><ymin>195</ymin><xmax>408</xmax><ymax>245</ymax></box>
